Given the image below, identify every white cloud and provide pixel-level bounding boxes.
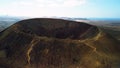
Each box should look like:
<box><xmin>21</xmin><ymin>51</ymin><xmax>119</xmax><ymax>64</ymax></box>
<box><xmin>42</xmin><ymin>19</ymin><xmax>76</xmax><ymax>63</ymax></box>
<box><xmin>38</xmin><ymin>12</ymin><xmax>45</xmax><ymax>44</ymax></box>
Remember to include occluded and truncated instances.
<box><xmin>62</xmin><ymin>0</ymin><xmax>86</xmax><ymax>7</ymax></box>
<box><xmin>1</xmin><ymin>0</ymin><xmax>88</xmax><ymax>17</ymax></box>
<box><xmin>11</xmin><ymin>0</ymin><xmax>87</xmax><ymax>7</ymax></box>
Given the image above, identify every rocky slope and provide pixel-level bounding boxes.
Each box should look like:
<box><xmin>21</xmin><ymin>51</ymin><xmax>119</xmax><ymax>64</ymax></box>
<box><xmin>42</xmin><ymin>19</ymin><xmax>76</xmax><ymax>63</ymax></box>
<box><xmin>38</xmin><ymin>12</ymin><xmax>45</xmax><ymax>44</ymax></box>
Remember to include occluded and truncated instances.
<box><xmin>0</xmin><ymin>18</ymin><xmax>120</xmax><ymax>68</ymax></box>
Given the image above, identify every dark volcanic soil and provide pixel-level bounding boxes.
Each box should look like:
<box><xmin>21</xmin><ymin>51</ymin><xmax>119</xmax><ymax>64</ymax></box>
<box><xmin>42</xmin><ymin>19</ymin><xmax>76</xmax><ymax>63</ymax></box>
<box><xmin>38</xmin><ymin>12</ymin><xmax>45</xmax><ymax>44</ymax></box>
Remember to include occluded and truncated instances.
<box><xmin>0</xmin><ymin>18</ymin><xmax>120</xmax><ymax>68</ymax></box>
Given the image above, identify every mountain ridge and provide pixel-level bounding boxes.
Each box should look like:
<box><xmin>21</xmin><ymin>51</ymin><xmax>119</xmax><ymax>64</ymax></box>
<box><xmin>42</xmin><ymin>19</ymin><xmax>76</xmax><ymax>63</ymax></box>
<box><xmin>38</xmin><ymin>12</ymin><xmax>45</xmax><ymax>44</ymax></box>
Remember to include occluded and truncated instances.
<box><xmin>0</xmin><ymin>18</ymin><xmax>120</xmax><ymax>68</ymax></box>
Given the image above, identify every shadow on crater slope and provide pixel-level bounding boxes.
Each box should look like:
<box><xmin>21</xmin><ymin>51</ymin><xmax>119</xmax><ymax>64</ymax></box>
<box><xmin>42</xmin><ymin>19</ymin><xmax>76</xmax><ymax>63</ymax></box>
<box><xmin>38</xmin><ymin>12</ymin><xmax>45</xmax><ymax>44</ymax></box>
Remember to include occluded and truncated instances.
<box><xmin>0</xmin><ymin>18</ymin><xmax>120</xmax><ymax>68</ymax></box>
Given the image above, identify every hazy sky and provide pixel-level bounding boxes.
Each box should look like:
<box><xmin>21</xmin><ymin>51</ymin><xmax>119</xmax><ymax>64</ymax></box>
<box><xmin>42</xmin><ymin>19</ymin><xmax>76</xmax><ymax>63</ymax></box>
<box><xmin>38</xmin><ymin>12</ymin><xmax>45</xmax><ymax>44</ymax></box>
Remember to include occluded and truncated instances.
<box><xmin>0</xmin><ymin>0</ymin><xmax>120</xmax><ymax>18</ymax></box>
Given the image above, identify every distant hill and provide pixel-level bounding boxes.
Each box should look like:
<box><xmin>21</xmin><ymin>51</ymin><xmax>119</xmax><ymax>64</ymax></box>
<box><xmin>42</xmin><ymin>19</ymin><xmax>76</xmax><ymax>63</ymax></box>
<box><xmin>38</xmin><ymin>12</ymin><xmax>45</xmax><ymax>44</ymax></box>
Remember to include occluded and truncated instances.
<box><xmin>0</xmin><ymin>16</ymin><xmax>26</xmax><ymax>31</ymax></box>
<box><xmin>0</xmin><ymin>18</ymin><xmax>120</xmax><ymax>68</ymax></box>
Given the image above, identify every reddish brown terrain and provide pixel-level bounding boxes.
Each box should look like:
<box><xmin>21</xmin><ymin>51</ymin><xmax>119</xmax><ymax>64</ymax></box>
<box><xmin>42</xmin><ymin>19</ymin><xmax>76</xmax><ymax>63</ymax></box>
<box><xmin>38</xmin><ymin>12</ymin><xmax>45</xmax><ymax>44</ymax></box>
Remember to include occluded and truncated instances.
<box><xmin>0</xmin><ymin>18</ymin><xmax>120</xmax><ymax>68</ymax></box>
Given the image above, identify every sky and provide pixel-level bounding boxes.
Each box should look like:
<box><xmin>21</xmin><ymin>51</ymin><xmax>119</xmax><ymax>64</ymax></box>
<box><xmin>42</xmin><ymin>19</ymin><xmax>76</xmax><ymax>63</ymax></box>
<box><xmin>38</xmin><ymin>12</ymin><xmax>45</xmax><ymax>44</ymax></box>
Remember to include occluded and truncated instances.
<box><xmin>0</xmin><ymin>0</ymin><xmax>120</xmax><ymax>18</ymax></box>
